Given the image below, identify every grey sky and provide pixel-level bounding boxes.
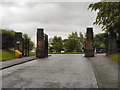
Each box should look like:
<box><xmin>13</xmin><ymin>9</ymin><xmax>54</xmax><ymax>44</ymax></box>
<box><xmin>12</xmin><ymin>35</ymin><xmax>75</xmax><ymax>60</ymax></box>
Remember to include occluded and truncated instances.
<box><xmin>0</xmin><ymin>0</ymin><xmax>103</xmax><ymax>45</ymax></box>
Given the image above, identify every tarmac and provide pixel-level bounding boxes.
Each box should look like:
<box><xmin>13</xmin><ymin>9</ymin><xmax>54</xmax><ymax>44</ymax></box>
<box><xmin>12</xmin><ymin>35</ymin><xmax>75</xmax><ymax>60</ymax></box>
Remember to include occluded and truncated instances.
<box><xmin>1</xmin><ymin>54</ymin><xmax>98</xmax><ymax>88</ymax></box>
<box><xmin>0</xmin><ymin>54</ymin><xmax>118</xmax><ymax>88</ymax></box>
<box><xmin>89</xmin><ymin>54</ymin><xmax>118</xmax><ymax>88</ymax></box>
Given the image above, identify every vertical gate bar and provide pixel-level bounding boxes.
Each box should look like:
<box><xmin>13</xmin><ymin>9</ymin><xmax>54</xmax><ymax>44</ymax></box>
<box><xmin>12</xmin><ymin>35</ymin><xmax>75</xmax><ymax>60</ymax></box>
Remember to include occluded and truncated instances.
<box><xmin>25</xmin><ymin>39</ymin><xmax>27</xmax><ymax>56</ymax></box>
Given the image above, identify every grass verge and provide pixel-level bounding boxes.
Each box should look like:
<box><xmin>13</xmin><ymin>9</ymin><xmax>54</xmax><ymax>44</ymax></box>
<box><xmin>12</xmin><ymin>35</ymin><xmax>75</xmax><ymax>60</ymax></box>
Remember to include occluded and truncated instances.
<box><xmin>108</xmin><ymin>53</ymin><xmax>120</xmax><ymax>63</ymax></box>
<box><xmin>0</xmin><ymin>49</ymin><xmax>17</xmax><ymax>61</ymax></box>
<box><xmin>29</xmin><ymin>52</ymin><xmax>36</xmax><ymax>56</ymax></box>
<box><xmin>0</xmin><ymin>49</ymin><xmax>36</xmax><ymax>61</ymax></box>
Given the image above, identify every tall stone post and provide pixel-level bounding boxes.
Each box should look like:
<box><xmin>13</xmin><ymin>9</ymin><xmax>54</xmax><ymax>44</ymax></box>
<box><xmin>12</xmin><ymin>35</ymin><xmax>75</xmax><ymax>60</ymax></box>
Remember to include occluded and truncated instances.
<box><xmin>45</xmin><ymin>34</ymin><xmax>48</xmax><ymax>57</ymax></box>
<box><xmin>15</xmin><ymin>32</ymin><xmax>23</xmax><ymax>53</ymax></box>
<box><xmin>85</xmin><ymin>27</ymin><xmax>94</xmax><ymax>57</ymax></box>
<box><xmin>36</xmin><ymin>28</ymin><xmax>45</xmax><ymax>58</ymax></box>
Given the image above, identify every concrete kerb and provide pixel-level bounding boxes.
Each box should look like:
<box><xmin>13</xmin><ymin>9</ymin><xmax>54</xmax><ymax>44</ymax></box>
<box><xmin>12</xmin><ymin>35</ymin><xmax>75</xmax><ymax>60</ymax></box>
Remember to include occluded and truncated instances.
<box><xmin>1</xmin><ymin>57</ymin><xmax>37</xmax><ymax>70</ymax></box>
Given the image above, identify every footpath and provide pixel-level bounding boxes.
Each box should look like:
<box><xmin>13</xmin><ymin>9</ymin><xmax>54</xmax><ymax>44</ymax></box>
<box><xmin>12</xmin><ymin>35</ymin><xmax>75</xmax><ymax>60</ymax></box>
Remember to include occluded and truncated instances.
<box><xmin>89</xmin><ymin>54</ymin><xmax>118</xmax><ymax>88</ymax></box>
<box><xmin>0</xmin><ymin>56</ymin><xmax>37</xmax><ymax>70</ymax></box>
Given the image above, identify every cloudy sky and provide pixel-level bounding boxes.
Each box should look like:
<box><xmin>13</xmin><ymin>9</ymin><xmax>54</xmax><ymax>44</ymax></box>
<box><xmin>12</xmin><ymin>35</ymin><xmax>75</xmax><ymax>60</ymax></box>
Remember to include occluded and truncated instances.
<box><xmin>0</xmin><ymin>0</ymin><xmax>103</xmax><ymax>45</ymax></box>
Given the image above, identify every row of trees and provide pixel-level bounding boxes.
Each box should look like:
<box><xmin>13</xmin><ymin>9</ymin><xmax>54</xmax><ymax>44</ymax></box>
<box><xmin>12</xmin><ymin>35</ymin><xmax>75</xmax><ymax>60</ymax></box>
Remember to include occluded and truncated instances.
<box><xmin>49</xmin><ymin>32</ymin><xmax>85</xmax><ymax>52</ymax></box>
<box><xmin>1</xmin><ymin>29</ymin><xmax>35</xmax><ymax>51</ymax></box>
<box><xmin>49</xmin><ymin>31</ymin><xmax>106</xmax><ymax>52</ymax></box>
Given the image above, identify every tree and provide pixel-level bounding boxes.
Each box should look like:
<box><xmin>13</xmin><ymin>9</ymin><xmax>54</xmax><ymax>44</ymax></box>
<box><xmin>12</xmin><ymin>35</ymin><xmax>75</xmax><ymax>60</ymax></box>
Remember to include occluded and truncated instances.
<box><xmin>64</xmin><ymin>32</ymin><xmax>81</xmax><ymax>52</ymax></box>
<box><xmin>88</xmin><ymin>1</ymin><xmax>120</xmax><ymax>34</ymax></box>
<box><xmin>79</xmin><ymin>32</ymin><xmax>86</xmax><ymax>51</ymax></box>
<box><xmin>48</xmin><ymin>38</ymin><xmax>53</xmax><ymax>52</ymax></box>
<box><xmin>94</xmin><ymin>33</ymin><xmax>105</xmax><ymax>48</ymax></box>
<box><xmin>52</xmin><ymin>36</ymin><xmax>62</xmax><ymax>45</ymax></box>
<box><xmin>23</xmin><ymin>34</ymin><xmax>30</xmax><ymax>40</ymax></box>
<box><xmin>51</xmin><ymin>36</ymin><xmax>63</xmax><ymax>52</ymax></box>
<box><xmin>63</xmin><ymin>39</ymin><xmax>74</xmax><ymax>52</ymax></box>
<box><xmin>23</xmin><ymin>33</ymin><xmax>35</xmax><ymax>51</ymax></box>
<box><xmin>53</xmin><ymin>42</ymin><xmax>63</xmax><ymax>52</ymax></box>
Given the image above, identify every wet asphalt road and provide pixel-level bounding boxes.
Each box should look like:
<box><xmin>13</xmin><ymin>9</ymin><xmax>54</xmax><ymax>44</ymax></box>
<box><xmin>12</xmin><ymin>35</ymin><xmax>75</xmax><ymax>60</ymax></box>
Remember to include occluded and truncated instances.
<box><xmin>1</xmin><ymin>54</ymin><xmax>98</xmax><ymax>88</ymax></box>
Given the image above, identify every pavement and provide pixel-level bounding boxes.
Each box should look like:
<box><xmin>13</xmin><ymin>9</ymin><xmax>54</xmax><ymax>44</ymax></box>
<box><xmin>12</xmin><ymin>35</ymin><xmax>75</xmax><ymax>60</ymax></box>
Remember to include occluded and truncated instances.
<box><xmin>0</xmin><ymin>56</ymin><xmax>37</xmax><ymax>70</ymax></box>
<box><xmin>89</xmin><ymin>54</ymin><xmax>118</xmax><ymax>88</ymax></box>
<box><xmin>1</xmin><ymin>54</ymin><xmax>98</xmax><ymax>88</ymax></box>
<box><xmin>0</xmin><ymin>54</ymin><xmax>118</xmax><ymax>88</ymax></box>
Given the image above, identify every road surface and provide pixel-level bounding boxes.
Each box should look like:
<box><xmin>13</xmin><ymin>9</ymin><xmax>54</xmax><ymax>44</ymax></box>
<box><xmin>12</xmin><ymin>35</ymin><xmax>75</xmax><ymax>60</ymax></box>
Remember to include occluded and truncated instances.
<box><xmin>1</xmin><ymin>54</ymin><xmax>98</xmax><ymax>88</ymax></box>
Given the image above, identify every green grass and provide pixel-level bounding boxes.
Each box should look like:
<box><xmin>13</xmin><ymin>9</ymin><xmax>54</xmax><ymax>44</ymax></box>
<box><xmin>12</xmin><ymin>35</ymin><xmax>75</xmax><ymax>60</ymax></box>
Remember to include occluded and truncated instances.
<box><xmin>0</xmin><ymin>49</ymin><xmax>36</xmax><ymax>61</ymax></box>
<box><xmin>10</xmin><ymin>48</ymin><xmax>14</xmax><ymax>52</ymax></box>
<box><xmin>10</xmin><ymin>48</ymin><xmax>36</xmax><ymax>56</ymax></box>
<box><xmin>29</xmin><ymin>52</ymin><xmax>36</xmax><ymax>56</ymax></box>
<box><xmin>0</xmin><ymin>49</ymin><xmax>17</xmax><ymax>61</ymax></box>
<box><xmin>48</xmin><ymin>52</ymin><xmax>84</xmax><ymax>54</ymax></box>
<box><xmin>108</xmin><ymin>53</ymin><xmax>120</xmax><ymax>63</ymax></box>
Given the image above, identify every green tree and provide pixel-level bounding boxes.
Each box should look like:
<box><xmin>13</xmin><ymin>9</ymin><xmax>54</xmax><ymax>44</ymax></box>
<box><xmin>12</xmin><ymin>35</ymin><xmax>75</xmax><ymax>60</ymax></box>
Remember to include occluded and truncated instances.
<box><xmin>79</xmin><ymin>32</ymin><xmax>86</xmax><ymax>51</ymax></box>
<box><xmin>23</xmin><ymin>34</ymin><xmax>30</xmax><ymax>40</ymax></box>
<box><xmin>51</xmin><ymin>36</ymin><xmax>63</xmax><ymax>52</ymax></box>
<box><xmin>88</xmin><ymin>1</ymin><xmax>120</xmax><ymax>33</ymax></box>
<box><xmin>53</xmin><ymin>42</ymin><xmax>63</xmax><ymax>52</ymax></box>
<box><xmin>64</xmin><ymin>32</ymin><xmax>81</xmax><ymax>52</ymax></box>
<box><xmin>63</xmin><ymin>39</ymin><xmax>74</xmax><ymax>52</ymax></box>
<box><xmin>52</xmin><ymin>36</ymin><xmax>62</xmax><ymax>45</ymax></box>
<box><xmin>93</xmin><ymin>33</ymin><xmax>105</xmax><ymax>48</ymax></box>
<box><xmin>23</xmin><ymin>33</ymin><xmax>35</xmax><ymax>51</ymax></box>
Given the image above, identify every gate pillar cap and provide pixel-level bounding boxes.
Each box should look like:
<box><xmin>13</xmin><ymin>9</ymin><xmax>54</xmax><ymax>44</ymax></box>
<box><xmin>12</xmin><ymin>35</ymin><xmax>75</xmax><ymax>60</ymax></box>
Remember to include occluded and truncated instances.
<box><xmin>37</xmin><ymin>27</ymin><xmax>44</xmax><ymax>30</ymax></box>
<box><xmin>87</xmin><ymin>27</ymin><xmax>93</xmax><ymax>33</ymax></box>
<box><xmin>15</xmin><ymin>32</ymin><xmax>22</xmax><ymax>34</ymax></box>
<box><xmin>87</xmin><ymin>26</ymin><xmax>93</xmax><ymax>29</ymax></box>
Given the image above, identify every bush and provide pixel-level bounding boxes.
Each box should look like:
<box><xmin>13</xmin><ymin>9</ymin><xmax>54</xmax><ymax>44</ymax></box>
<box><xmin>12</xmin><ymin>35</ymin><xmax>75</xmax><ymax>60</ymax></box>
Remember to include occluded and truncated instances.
<box><xmin>1</xmin><ymin>29</ymin><xmax>15</xmax><ymax>49</ymax></box>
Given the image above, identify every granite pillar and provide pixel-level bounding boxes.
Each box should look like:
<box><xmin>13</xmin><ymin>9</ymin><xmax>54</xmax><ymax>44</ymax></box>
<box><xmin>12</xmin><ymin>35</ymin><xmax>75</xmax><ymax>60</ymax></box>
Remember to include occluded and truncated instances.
<box><xmin>85</xmin><ymin>27</ymin><xmax>94</xmax><ymax>57</ymax></box>
<box><xmin>36</xmin><ymin>28</ymin><xmax>45</xmax><ymax>58</ymax></box>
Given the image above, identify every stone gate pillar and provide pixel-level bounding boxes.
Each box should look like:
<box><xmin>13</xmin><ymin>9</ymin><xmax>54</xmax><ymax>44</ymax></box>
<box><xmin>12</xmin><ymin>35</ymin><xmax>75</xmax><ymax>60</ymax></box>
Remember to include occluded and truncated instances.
<box><xmin>15</xmin><ymin>32</ymin><xmax>23</xmax><ymax>52</ymax></box>
<box><xmin>36</xmin><ymin>28</ymin><xmax>45</xmax><ymax>58</ymax></box>
<box><xmin>45</xmin><ymin>34</ymin><xmax>48</xmax><ymax>57</ymax></box>
<box><xmin>85</xmin><ymin>27</ymin><xmax>94</xmax><ymax>57</ymax></box>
